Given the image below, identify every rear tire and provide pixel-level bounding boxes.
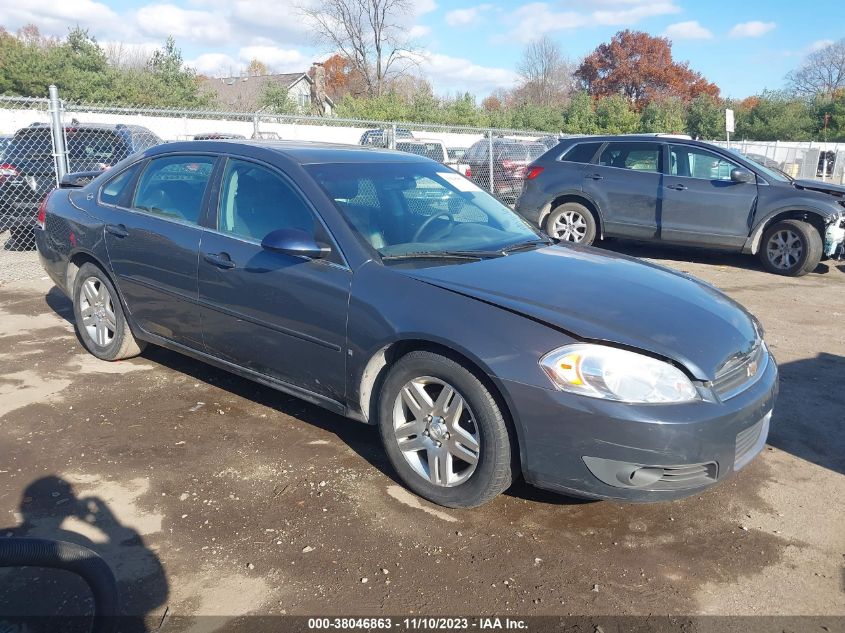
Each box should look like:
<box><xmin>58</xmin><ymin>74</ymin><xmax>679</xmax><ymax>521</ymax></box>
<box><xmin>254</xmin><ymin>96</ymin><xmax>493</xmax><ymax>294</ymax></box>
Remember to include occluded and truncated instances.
<box><xmin>377</xmin><ymin>351</ymin><xmax>514</xmax><ymax>508</ymax></box>
<box><xmin>759</xmin><ymin>219</ymin><xmax>822</xmax><ymax>277</ymax></box>
<box><xmin>545</xmin><ymin>202</ymin><xmax>597</xmax><ymax>245</ymax></box>
<box><xmin>72</xmin><ymin>262</ymin><xmax>146</xmax><ymax>360</ymax></box>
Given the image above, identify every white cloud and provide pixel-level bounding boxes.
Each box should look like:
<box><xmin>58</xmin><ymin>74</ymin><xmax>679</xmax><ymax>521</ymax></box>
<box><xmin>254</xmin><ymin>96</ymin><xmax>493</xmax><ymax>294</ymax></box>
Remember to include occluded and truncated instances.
<box><xmin>135</xmin><ymin>4</ymin><xmax>231</xmax><ymax>42</ymax></box>
<box><xmin>410</xmin><ymin>51</ymin><xmax>519</xmax><ymax>94</ymax></box>
<box><xmin>185</xmin><ymin>52</ymin><xmax>239</xmax><ymax>76</ymax></box>
<box><xmin>664</xmin><ymin>20</ymin><xmax>713</xmax><ymax>40</ymax></box>
<box><xmin>729</xmin><ymin>21</ymin><xmax>776</xmax><ymax>38</ymax></box>
<box><xmin>445</xmin><ymin>5</ymin><xmax>492</xmax><ymax>27</ymax></box>
<box><xmin>505</xmin><ymin>0</ymin><xmax>680</xmax><ymax>42</ymax></box>
<box><xmin>0</xmin><ymin>0</ymin><xmax>123</xmax><ymax>37</ymax></box>
<box><xmin>408</xmin><ymin>24</ymin><xmax>431</xmax><ymax>40</ymax></box>
<box><xmin>809</xmin><ymin>39</ymin><xmax>834</xmax><ymax>52</ymax></box>
<box><xmin>413</xmin><ymin>0</ymin><xmax>437</xmax><ymax>16</ymax></box>
<box><xmin>237</xmin><ymin>45</ymin><xmax>306</xmax><ymax>72</ymax></box>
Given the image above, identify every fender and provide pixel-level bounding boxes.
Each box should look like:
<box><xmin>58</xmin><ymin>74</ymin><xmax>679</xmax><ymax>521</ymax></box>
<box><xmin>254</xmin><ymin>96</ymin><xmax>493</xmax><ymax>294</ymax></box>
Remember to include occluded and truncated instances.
<box><xmin>744</xmin><ymin>203</ymin><xmax>840</xmax><ymax>254</ymax></box>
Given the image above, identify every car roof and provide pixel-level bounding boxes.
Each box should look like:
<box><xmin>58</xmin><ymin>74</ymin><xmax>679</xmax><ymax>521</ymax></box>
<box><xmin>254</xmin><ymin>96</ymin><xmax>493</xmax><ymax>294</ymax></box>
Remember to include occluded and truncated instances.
<box><xmin>561</xmin><ymin>134</ymin><xmax>706</xmax><ymax>145</ymax></box>
<box><xmin>147</xmin><ymin>139</ymin><xmax>432</xmax><ymax>164</ymax></box>
<box><xmin>14</xmin><ymin>122</ymin><xmax>153</xmax><ymax>136</ymax></box>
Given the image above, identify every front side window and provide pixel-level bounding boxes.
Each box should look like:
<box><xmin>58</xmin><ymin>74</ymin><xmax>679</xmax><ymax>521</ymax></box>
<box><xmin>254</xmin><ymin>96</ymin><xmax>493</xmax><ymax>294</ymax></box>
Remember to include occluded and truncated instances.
<box><xmin>100</xmin><ymin>163</ymin><xmax>142</xmax><ymax>206</ymax></box>
<box><xmin>598</xmin><ymin>142</ymin><xmax>662</xmax><ymax>173</ymax></box>
<box><xmin>132</xmin><ymin>155</ymin><xmax>214</xmax><ymax>223</ymax></box>
<box><xmin>307</xmin><ymin>161</ymin><xmax>541</xmax><ymax>258</ymax></box>
<box><xmin>218</xmin><ymin>159</ymin><xmax>315</xmax><ymax>241</ymax></box>
<box><xmin>670</xmin><ymin>145</ymin><xmax>742</xmax><ymax>181</ymax></box>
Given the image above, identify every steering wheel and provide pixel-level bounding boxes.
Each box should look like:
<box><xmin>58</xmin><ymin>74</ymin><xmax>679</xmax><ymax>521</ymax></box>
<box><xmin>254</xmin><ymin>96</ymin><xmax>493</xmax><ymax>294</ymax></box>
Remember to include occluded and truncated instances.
<box><xmin>412</xmin><ymin>211</ymin><xmax>455</xmax><ymax>242</ymax></box>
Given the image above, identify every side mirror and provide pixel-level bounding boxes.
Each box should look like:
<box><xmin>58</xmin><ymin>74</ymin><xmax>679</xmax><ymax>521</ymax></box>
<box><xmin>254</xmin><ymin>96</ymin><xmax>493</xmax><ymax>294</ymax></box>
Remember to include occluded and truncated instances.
<box><xmin>730</xmin><ymin>168</ymin><xmax>755</xmax><ymax>184</ymax></box>
<box><xmin>261</xmin><ymin>228</ymin><xmax>330</xmax><ymax>260</ymax></box>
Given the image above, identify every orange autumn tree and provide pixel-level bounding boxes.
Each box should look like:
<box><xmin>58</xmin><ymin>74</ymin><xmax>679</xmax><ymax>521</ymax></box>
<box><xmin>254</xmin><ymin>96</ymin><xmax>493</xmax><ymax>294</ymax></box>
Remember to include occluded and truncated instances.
<box><xmin>576</xmin><ymin>30</ymin><xmax>719</xmax><ymax>108</ymax></box>
<box><xmin>321</xmin><ymin>53</ymin><xmax>366</xmax><ymax>100</ymax></box>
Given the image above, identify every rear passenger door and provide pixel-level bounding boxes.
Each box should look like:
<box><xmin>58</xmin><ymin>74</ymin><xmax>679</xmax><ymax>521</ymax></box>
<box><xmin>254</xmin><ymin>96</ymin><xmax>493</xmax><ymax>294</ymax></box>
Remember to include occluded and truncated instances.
<box><xmin>102</xmin><ymin>154</ymin><xmax>216</xmax><ymax>349</ymax></box>
<box><xmin>583</xmin><ymin>142</ymin><xmax>663</xmax><ymax>240</ymax></box>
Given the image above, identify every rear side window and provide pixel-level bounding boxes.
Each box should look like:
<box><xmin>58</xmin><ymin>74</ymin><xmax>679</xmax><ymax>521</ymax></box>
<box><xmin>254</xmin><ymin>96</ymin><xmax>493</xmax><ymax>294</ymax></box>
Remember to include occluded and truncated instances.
<box><xmin>6</xmin><ymin>131</ymin><xmax>53</xmax><ymax>161</ymax></box>
<box><xmin>133</xmin><ymin>155</ymin><xmax>214</xmax><ymax>223</ymax></box>
<box><xmin>561</xmin><ymin>142</ymin><xmax>601</xmax><ymax>164</ymax></box>
<box><xmin>99</xmin><ymin>163</ymin><xmax>142</xmax><ymax>206</ymax></box>
<box><xmin>599</xmin><ymin>142</ymin><xmax>662</xmax><ymax>173</ymax></box>
<box><xmin>465</xmin><ymin>141</ymin><xmax>487</xmax><ymax>162</ymax></box>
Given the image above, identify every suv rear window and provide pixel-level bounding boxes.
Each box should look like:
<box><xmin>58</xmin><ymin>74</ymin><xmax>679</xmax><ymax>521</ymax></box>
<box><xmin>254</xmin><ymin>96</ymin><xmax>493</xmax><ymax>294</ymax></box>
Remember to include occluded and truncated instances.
<box><xmin>561</xmin><ymin>142</ymin><xmax>601</xmax><ymax>164</ymax></box>
<box><xmin>5</xmin><ymin>130</ymin><xmax>53</xmax><ymax>161</ymax></box>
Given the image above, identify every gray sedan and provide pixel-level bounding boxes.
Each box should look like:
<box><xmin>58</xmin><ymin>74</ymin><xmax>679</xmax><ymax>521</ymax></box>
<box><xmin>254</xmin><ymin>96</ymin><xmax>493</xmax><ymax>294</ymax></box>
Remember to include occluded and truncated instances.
<box><xmin>36</xmin><ymin>140</ymin><xmax>777</xmax><ymax>507</ymax></box>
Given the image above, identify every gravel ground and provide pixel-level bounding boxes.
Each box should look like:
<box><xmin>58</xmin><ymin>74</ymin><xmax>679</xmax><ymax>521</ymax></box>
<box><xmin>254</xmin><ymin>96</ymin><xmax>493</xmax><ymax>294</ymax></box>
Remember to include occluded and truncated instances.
<box><xmin>0</xmin><ymin>245</ymin><xmax>843</xmax><ymax>630</ymax></box>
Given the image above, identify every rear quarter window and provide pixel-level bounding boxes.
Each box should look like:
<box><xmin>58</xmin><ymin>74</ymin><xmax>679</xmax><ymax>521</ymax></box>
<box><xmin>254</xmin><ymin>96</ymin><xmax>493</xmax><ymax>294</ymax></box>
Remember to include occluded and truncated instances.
<box><xmin>560</xmin><ymin>142</ymin><xmax>602</xmax><ymax>164</ymax></box>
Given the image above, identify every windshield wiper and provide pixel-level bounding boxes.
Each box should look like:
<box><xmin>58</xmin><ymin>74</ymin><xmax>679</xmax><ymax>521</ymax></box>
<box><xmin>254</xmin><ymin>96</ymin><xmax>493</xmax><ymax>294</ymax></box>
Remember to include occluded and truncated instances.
<box><xmin>381</xmin><ymin>250</ymin><xmax>501</xmax><ymax>261</ymax></box>
<box><xmin>501</xmin><ymin>238</ymin><xmax>553</xmax><ymax>254</ymax></box>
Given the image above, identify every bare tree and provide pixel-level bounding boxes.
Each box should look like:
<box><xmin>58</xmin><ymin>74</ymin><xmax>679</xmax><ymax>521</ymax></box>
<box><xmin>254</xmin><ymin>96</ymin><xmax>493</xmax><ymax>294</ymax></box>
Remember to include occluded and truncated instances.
<box><xmin>787</xmin><ymin>38</ymin><xmax>845</xmax><ymax>98</ymax></box>
<box><xmin>103</xmin><ymin>42</ymin><xmax>151</xmax><ymax>70</ymax></box>
<box><xmin>516</xmin><ymin>36</ymin><xmax>575</xmax><ymax>107</ymax></box>
<box><xmin>300</xmin><ymin>0</ymin><xmax>417</xmax><ymax>98</ymax></box>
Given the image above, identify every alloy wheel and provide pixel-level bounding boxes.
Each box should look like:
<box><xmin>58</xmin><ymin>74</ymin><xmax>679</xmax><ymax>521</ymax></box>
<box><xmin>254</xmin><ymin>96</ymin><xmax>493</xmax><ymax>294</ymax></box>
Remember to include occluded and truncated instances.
<box><xmin>766</xmin><ymin>229</ymin><xmax>803</xmax><ymax>270</ymax></box>
<box><xmin>78</xmin><ymin>276</ymin><xmax>117</xmax><ymax>347</ymax></box>
<box><xmin>392</xmin><ymin>376</ymin><xmax>481</xmax><ymax>487</ymax></box>
<box><xmin>552</xmin><ymin>210</ymin><xmax>588</xmax><ymax>242</ymax></box>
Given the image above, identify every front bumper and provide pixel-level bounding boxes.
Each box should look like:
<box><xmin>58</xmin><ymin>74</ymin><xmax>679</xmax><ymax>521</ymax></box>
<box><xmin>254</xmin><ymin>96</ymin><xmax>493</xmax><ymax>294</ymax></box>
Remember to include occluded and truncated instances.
<box><xmin>502</xmin><ymin>352</ymin><xmax>778</xmax><ymax>502</ymax></box>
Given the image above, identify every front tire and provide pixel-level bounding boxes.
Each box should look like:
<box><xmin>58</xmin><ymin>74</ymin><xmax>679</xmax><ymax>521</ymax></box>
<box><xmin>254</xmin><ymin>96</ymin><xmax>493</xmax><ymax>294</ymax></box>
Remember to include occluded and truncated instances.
<box><xmin>545</xmin><ymin>202</ymin><xmax>597</xmax><ymax>245</ymax></box>
<box><xmin>72</xmin><ymin>262</ymin><xmax>146</xmax><ymax>360</ymax></box>
<box><xmin>759</xmin><ymin>219</ymin><xmax>822</xmax><ymax>277</ymax></box>
<box><xmin>377</xmin><ymin>351</ymin><xmax>515</xmax><ymax>508</ymax></box>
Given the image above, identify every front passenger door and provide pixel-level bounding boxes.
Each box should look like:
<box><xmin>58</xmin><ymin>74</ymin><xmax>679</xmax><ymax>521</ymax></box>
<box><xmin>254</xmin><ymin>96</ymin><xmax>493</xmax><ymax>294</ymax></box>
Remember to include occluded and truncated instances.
<box><xmin>661</xmin><ymin>145</ymin><xmax>758</xmax><ymax>248</ymax></box>
<box><xmin>198</xmin><ymin>158</ymin><xmax>351</xmax><ymax>402</ymax></box>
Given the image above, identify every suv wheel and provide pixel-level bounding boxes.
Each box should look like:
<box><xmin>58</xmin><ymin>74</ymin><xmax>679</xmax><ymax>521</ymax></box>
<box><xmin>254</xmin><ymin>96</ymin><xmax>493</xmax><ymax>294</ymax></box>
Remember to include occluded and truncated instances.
<box><xmin>759</xmin><ymin>219</ymin><xmax>822</xmax><ymax>277</ymax></box>
<box><xmin>377</xmin><ymin>351</ymin><xmax>515</xmax><ymax>508</ymax></box>
<box><xmin>72</xmin><ymin>263</ymin><xmax>146</xmax><ymax>360</ymax></box>
<box><xmin>546</xmin><ymin>202</ymin><xmax>596</xmax><ymax>245</ymax></box>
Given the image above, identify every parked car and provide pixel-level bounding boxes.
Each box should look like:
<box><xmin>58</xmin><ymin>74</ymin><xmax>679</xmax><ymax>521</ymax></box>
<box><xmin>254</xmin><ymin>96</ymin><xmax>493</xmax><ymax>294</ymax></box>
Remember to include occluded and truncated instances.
<box><xmin>537</xmin><ymin>135</ymin><xmax>561</xmax><ymax>151</ymax></box>
<box><xmin>193</xmin><ymin>132</ymin><xmax>246</xmax><ymax>140</ymax></box>
<box><xmin>253</xmin><ymin>131</ymin><xmax>281</xmax><ymax>141</ymax></box>
<box><xmin>446</xmin><ymin>147</ymin><xmax>470</xmax><ymax>175</ymax></box>
<box><xmin>359</xmin><ymin>128</ymin><xmax>414</xmax><ymax>148</ymax></box>
<box><xmin>817</xmin><ymin>150</ymin><xmax>836</xmax><ymax>178</ymax></box>
<box><xmin>37</xmin><ymin>140</ymin><xmax>777</xmax><ymax>508</ymax></box>
<box><xmin>0</xmin><ymin>134</ymin><xmax>11</xmax><ymax>157</ymax></box>
<box><xmin>0</xmin><ymin>123</ymin><xmax>161</xmax><ymax>247</ymax></box>
<box><xmin>464</xmin><ymin>138</ymin><xmax>547</xmax><ymax>203</ymax></box>
<box><xmin>516</xmin><ymin>135</ymin><xmax>845</xmax><ymax>276</ymax></box>
<box><xmin>396</xmin><ymin>139</ymin><xmax>448</xmax><ymax>164</ymax></box>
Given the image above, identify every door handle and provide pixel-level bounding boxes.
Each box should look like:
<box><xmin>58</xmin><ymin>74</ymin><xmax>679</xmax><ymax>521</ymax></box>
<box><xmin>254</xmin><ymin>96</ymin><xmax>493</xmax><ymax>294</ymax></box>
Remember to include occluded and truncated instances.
<box><xmin>203</xmin><ymin>252</ymin><xmax>236</xmax><ymax>269</ymax></box>
<box><xmin>105</xmin><ymin>224</ymin><xmax>129</xmax><ymax>238</ymax></box>
<box><xmin>585</xmin><ymin>173</ymin><xmax>604</xmax><ymax>181</ymax></box>
<box><xmin>667</xmin><ymin>183</ymin><xmax>688</xmax><ymax>191</ymax></box>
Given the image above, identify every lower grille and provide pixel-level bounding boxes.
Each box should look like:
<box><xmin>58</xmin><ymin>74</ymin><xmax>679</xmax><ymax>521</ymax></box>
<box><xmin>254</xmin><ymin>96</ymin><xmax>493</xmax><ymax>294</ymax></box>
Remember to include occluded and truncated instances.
<box><xmin>649</xmin><ymin>462</ymin><xmax>718</xmax><ymax>491</ymax></box>
<box><xmin>735</xmin><ymin>413</ymin><xmax>771</xmax><ymax>471</ymax></box>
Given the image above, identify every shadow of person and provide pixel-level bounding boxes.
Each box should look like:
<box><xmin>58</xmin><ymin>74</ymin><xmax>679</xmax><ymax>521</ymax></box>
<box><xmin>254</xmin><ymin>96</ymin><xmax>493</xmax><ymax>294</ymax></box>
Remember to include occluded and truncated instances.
<box><xmin>1</xmin><ymin>475</ymin><xmax>168</xmax><ymax>630</ymax></box>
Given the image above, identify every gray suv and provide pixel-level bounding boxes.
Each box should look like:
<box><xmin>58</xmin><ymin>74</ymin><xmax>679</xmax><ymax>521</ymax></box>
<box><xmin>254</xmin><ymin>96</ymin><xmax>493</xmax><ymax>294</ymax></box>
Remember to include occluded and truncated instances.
<box><xmin>516</xmin><ymin>135</ymin><xmax>845</xmax><ymax>276</ymax></box>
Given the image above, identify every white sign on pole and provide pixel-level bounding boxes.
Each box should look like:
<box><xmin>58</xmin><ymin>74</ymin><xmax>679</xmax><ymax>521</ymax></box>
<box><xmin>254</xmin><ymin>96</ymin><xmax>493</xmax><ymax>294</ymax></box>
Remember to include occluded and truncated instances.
<box><xmin>725</xmin><ymin>108</ymin><xmax>735</xmax><ymax>134</ymax></box>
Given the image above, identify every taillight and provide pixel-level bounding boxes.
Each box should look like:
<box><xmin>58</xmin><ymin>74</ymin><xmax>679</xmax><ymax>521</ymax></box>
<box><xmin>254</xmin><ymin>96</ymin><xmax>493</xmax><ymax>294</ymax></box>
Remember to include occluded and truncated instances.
<box><xmin>0</xmin><ymin>163</ymin><xmax>19</xmax><ymax>185</ymax></box>
<box><xmin>37</xmin><ymin>193</ymin><xmax>49</xmax><ymax>230</ymax></box>
<box><xmin>465</xmin><ymin>167</ymin><xmax>472</xmax><ymax>178</ymax></box>
<box><xmin>525</xmin><ymin>166</ymin><xmax>545</xmax><ymax>180</ymax></box>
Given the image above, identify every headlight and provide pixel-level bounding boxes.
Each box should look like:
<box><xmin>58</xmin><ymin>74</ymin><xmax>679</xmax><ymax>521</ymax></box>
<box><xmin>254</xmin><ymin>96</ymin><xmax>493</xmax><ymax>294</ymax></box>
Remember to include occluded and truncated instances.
<box><xmin>540</xmin><ymin>344</ymin><xmax>699</xmax><ymax>404</ymax></box>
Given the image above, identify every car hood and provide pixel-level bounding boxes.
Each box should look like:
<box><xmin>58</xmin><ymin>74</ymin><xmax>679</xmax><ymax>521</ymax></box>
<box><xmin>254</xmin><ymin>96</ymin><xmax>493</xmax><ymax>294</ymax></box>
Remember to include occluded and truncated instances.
<box><xmin>792</xmin><ymin>179</ymin><xmax>845</xmax><ymax>199</ymax></box>
<box><xmin>402</xmin><ymin>246</ymin><xmax>759</xmax><ymax>380</ymax></box>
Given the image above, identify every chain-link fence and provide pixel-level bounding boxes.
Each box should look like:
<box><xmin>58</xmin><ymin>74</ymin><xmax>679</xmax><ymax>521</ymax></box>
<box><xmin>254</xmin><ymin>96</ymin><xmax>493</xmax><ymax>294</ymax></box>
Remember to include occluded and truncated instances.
<box><xmin>2</xmin><ymin>86</ymin><xmax>844</xmax><ymax>283</ymax></box>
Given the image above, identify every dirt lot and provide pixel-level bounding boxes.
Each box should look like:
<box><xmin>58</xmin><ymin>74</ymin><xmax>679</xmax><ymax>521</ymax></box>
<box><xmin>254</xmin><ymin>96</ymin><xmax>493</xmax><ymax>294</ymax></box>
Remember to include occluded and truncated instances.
<box><xmin>1</xmin><ymin>245</ymin><xmax>844</xmax><ymax>629</ymax></box>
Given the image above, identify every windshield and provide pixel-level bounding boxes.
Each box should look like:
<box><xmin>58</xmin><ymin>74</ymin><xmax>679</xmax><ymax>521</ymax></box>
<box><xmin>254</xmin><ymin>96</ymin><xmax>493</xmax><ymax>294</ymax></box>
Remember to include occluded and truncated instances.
<box><xmin>306</xmin><ymin>161</ymin><xmax>542</xmax><ymax>259</ymax></box>
<box><xmin>726</xmin><ymin>148</ymin><xmax>791</xmax><ymax>183</ymax></box>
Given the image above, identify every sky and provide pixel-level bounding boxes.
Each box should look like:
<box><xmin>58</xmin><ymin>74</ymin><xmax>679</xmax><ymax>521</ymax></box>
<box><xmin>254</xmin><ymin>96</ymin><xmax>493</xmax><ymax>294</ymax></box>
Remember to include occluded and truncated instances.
<box><xmin>0</xmin><ymin>0</ymin><xmax>841</xmax><ymax>99</ymax></box>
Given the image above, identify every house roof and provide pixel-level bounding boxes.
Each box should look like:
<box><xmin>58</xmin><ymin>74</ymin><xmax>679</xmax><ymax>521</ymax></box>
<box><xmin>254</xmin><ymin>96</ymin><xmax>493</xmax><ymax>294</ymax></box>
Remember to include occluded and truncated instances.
<box><xmin>200</xmin><ymin>72</ymin><xmax>334</xmax><ymax>112</ymax></box>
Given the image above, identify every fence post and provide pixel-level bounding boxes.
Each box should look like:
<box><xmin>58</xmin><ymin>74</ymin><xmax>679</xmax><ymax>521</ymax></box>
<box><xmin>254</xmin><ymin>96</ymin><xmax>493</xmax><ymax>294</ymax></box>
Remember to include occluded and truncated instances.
<box><xmin>389</xmin><ymin>123</ymin><xmax>397</xmax><ymax>150</ymax></box>
<box><xmin>48</xmin><ymin>85</ymin><xmax>67</xmax><ymax>183</ymax></box>
<box><xmin>487</xmin><ymin>130</ymin><xmax>494</xmax><ymax>194</ymax></box>
<box><xmin>253</xmin><ymin>113</ymin><xmax>260</xmax><ymax>139</ymax></box>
